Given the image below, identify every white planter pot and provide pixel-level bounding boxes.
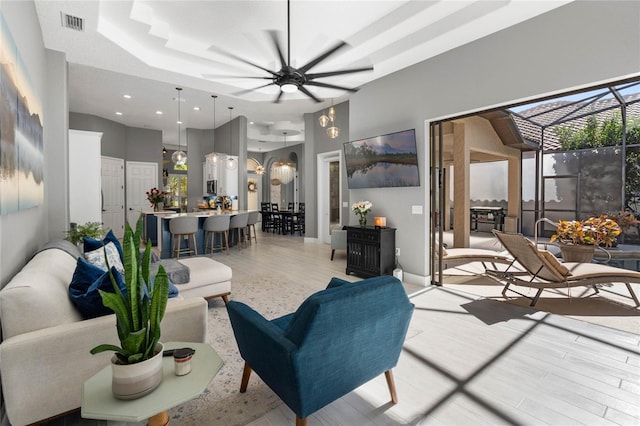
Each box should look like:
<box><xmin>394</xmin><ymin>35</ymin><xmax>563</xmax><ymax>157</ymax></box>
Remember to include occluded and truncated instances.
<box><xmin>111</xmin><ymin>342</ymin><xmax>164</xmax><ymax>400</ymax></box>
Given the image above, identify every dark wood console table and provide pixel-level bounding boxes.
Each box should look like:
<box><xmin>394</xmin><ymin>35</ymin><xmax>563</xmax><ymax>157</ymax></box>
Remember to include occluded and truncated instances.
<box><xmin>345</xmin><ymin>226</ymin><xmax>396</xmax><ymax>278</ymax></box>
<box><xmin>470</xmin><ymin>206</ymin><xmax>505</xmax><ymax>231</ymax></box>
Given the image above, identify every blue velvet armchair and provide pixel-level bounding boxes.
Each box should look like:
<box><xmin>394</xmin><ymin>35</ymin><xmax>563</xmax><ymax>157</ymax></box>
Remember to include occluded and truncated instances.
<box><xmin>226</xmin><ymin>275</ymin><xmax>415</xmax><ymax>426</ymax></box>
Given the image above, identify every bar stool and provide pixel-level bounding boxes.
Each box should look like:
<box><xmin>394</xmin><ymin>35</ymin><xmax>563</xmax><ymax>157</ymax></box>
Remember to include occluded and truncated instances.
<box><xmin>203</xmin><ymin>214</ymin><xmax>230</xmax><ymax>255</ymax></box>
<box><xmin>229</xmin><ymin>212</ymin><xmax>249</xmax><ymax>250</ymax></box>
<box><xmin>169</xmin><ymin>216</ymin><xmax>198</xmax><ymax>258</ymax></box>
<box><xmin>246</xmin><ymin>211</ymin><xmax>259</xmax><ymax>245</ymax></box>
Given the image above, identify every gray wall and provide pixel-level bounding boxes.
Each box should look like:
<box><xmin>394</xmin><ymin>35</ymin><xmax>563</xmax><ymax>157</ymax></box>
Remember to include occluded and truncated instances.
<box><xmin>333</xmin><ymin>0</ymin><xmax>640</xmax><ymax>280</ymax></box>
<box><xmin>305</xmin><ymin>100</ymin><xmax>350</xmax><ymax>237</ymax></box>
<box><xmin>0</xmin><ymin>1</ymin><xmax>49</xmax><ymax>287</ymax></box>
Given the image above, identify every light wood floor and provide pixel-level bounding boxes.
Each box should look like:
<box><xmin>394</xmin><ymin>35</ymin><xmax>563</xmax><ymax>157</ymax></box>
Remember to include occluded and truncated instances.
<box><xmin>49</xmin><ymin>229</ymin><xmax>640</xmax><ymax>425</ymax></box>
<box><xmin>232</xmin><ymin>231</ymin><xmax>640</xmax><ymax>426</ymax></box>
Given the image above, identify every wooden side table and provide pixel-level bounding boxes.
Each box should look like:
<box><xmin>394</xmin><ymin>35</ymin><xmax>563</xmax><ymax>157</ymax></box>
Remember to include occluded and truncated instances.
<box><xmin>82</xmin><ymin>342</ymin><xmax>223</xmax><ymax>425</ymax></box>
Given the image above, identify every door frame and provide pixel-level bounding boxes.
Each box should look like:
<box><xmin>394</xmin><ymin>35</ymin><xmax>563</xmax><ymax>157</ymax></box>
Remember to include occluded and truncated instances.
<box><xmin>317</xmin><ymin>150</ymin><xmax>342</xmax><ymax>245</ymax></box>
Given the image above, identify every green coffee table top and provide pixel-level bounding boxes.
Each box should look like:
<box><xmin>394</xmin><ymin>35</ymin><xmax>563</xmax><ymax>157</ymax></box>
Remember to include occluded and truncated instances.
<box><xmin>81</xmin><ymin>342</ymin><xmax>223</xmax><ymax>422</ymax></box>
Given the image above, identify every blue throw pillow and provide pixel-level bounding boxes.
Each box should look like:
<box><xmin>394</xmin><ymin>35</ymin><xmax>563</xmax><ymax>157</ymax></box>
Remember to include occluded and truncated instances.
<box><xmin>84</xmin><ymin>230</ymin><xmax>124</xmax><ymax>261</ymax></box>
<box><xmin>69</xmin><ymin>258</ymin><xmax>127</xmax><ymax>319</ymax></box>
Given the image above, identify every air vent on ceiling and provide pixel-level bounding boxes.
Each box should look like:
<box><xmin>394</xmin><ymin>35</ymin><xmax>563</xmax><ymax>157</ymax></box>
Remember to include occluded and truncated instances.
<box><xmin>61</xmin><ymin>12</ymin><xmax>84</xmax><ymax>32</ymax></box>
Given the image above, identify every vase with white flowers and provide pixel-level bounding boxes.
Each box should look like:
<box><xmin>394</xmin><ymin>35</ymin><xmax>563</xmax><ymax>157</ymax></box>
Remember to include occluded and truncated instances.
<box><xmin>352</xmin><ymin>201</ymin><xmax>373</xmax><ymax>228</ymax></box>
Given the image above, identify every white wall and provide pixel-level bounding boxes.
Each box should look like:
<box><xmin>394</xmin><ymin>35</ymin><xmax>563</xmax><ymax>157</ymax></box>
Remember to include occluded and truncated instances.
<box><xmin>349</xmin><ymin>0</ymin><xmax>640</xmax><ymax>281</ymax></box>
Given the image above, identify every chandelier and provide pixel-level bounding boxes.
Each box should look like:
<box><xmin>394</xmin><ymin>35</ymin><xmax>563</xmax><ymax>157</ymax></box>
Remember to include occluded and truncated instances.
<box><xmin>171</xmin><ymin>87</ymin><xmax>187</xmax><ymax>166</ymax></box>
<box><xmin>272</xmin><ymin>132</ymin><xmax>295</xmax><ymax>185</ymax></box>
<box><xmin>205</xmin><ymin>95</ymin><xmax>217</xmax><ymax>168</ymax></box>
<box><xmin>319</xmin><ymin>99</ymin><xmax>340</xmax><ymax>139</ymax></box>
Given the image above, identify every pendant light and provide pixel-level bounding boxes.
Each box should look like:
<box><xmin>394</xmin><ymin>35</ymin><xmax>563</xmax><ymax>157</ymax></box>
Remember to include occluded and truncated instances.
<box><xmin>255</xmin><ymin>147</ymin><xmax>265</xmax><ymax>175</ymax></box>
<box><xmin>272</xmin><ymin>132</ymin><xmax>295</xmax><ymax>185</ymax></box>
<box><xmin>326</xmin><ymin>99</ymin><xmax>339</xmax><ymax>139</ymax></box>
<box><xmin>205</xmin><ymin>95</ymin><xmax>218</xmax><ymax>171</ymax></box>
<box><xmin>171</xmin><ymin>87</ymin><xmax>187</xmax><ymax>166</ymax></box>
<box><xmin>226</xmin><ymin>106</ymin><xmax>237</xmax><ymax>170</ymax></box>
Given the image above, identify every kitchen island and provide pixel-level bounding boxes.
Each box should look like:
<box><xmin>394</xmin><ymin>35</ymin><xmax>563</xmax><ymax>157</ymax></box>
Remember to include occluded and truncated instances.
<box><xmin>143</xmin><ymin>210</ymin><xmax>247</xmax><ymax>258</ymax></box>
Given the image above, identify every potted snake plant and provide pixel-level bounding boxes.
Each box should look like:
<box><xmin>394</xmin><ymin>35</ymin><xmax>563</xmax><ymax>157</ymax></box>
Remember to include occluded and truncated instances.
<box><xmin>90</xmin><ymin>215</ymin><xmax>170</xmax><ymax>400</ymax></box>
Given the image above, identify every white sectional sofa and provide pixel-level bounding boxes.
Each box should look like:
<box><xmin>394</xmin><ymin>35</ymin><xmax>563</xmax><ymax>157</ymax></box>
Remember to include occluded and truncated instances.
<box><xmin>0</xmin><ymin>242</ymin><xmax>210</xmax><ymax>426</ymax></box>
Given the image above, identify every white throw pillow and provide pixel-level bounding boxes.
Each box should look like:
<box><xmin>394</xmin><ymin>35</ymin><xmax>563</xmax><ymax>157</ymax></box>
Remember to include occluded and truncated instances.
<box><xmin>84</xmin><ymin>242</ymin><xmax>125</xmax><ymax>275</ymax></box>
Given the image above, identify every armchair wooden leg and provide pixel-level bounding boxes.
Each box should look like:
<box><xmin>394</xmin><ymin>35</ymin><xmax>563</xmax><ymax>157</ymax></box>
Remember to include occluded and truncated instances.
<box><xmin>385</xmin><ymin>370</ymin><xmax>398</xmax><ymax>404</ymax></box>
<box><xmin>296</xmin><ymin>417</ymin><xmax>308</xmax><ymax>426</ymax></box>
<box><xmin>240</xmin><ymin>363</ymin><xmax>252</xmax><ymax>393</ymax></box>
<box><xmin>331</xmin><ymin>249</ymin><xmax>335</xmax><ymax>260</ymax></box>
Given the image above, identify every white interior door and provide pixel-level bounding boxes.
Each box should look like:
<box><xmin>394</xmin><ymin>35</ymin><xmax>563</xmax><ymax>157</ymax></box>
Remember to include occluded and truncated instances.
<box><xmin>69</xmin><ymin>130</ymin><xmax>102</xmax><ymax>226</ymax></box>
<box><xmin>101</xmin><ymin>156</ymin><xmax>125</xmax><ymax>238</ymax></box>
<box><xmin>126</xmin><ymin>161</ymin><xmax>158</xmax><ymax>226</ymax></box>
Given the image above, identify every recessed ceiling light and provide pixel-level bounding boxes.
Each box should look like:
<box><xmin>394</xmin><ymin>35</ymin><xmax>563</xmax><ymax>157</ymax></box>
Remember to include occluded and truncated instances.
<box><xmin>249</xmin><ymin>121</ymin><xmax>254</xmax><ymax>124</ymax></box>
<box><xmin>123</xmin><ymin>94</ymin><xmax>131</xmax><ymax>99</ymax></box>
<box><xmin>177</xmin><ymin>120</ymin><xmax>182</xmax><ymax>124</ymax></box>
<box><xmin>115</xmin><ymin>111</ymin><xmax>123</xmax><ymax>115</ymax></box>
<box><xmin>156</xmin><ymin>111</ymin><xmax>163</xmax><ymax>115</ymax></box>
<box><xmin>193</xmin><ymin>106</ymin><xmax>200</xmax><ymax>111</ymax></box>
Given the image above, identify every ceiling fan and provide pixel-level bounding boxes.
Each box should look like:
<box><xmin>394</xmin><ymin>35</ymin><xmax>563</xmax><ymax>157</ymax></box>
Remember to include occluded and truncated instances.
<box><xmin>222</xmin><ymin>0</ymin><xmax>373</xmax><ymax>103</ymax></box>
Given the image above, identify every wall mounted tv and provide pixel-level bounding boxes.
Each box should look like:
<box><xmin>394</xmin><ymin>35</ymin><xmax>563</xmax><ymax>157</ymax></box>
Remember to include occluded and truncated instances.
<box><xmin>343</xmin><ymin>129</ymin><xmax>420</xmax><ymax>189</ymax></box>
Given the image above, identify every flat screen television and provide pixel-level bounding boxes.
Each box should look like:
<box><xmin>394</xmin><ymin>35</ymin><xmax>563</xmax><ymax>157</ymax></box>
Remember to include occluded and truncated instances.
<box><xmin>343</xmin><ymin>129</ymin><xmax>420</xmax><ymax>189</ymax></box>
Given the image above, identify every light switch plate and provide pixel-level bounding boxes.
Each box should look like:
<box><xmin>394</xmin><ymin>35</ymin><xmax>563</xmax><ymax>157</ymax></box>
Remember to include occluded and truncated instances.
<box><xmin>411</xmin><ymin>205</ymin><xmax>423</xmax><ymax>215</ymax></box>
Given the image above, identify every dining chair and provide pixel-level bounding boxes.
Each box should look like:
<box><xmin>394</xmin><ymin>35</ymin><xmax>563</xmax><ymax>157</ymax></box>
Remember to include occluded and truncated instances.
<box><xmin>270</xmin><ymin>204</ymin><xmax>282</xmax><ymax>233</ymax></box>
<box><xmin>203</xmin><ymin>214</ymin><xmax>230</xmax><ymax>255</ymax></box>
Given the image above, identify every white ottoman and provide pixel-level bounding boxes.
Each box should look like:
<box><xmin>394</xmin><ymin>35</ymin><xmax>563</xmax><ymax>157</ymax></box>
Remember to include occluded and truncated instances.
<box><xmin>175</xmin><ymin>257</ymin><xmax>232</xmax><ymax>303</ymax></box>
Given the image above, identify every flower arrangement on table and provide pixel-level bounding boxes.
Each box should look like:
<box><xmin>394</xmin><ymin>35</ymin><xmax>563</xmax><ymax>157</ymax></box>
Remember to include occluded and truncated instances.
<box><xmin>550</xmin><ymin>215</ymin><xmax>621</xmax><ymax>247</ymax></box>
<box><xmin>145</xmin><ymin>187</ymin><xmax>169</xmax><ymax>211</ymax></box>
<box><xmin>352</xmin><ymin>200</ymin><xmax>373</xmax><ymax>228</ymax></box>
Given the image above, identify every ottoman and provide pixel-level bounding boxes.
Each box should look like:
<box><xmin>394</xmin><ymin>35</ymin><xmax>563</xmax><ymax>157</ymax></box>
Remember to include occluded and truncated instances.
<box><xmin>175</xmin><ymin>257</ymin><xmax>232</xmax><ymax>303</ymax></box>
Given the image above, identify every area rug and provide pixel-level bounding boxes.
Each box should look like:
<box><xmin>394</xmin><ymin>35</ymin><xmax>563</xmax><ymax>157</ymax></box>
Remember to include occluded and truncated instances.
<box><xmin>169</xmin><ymin>272</ymin><xmax>324</xmax><ymax>425</ymax></box>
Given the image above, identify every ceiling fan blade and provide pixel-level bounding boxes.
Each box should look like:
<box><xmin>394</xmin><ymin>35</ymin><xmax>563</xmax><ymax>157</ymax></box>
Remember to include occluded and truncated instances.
<box><xmin>267</xmin><ymin>30</ymin><xmax>288</xmax><ymax>68</ymax></box>
<box><xmin>273</xmin><ymin>90</ymin><xmax>284</xmax><ymax>104</ymax></box>
<box><xmin>210</xmin><ymin>47</ymin><xmax>278</xmax><ymax>77</ymax></box>
<box><xmin>306</xmin><ymin>66</ymin><xmax>374</xmax><ymax>80</ymax></box>
<box><xmin>203</xmin><ymin>74</ymin><xmax>273</xmax><ymax>80</ymax></box>
<box><xmin>298</xmin><ymin>40</ymin><xmax>348</xmax><ymax>74</ymax></box>
<box><xmin>233</xmin><ymin>82</ymin><xmax>276</xmax><ymax>96</ymax></box>
<box><xmin>298</xmin><ymin>86</ymin><xmax>322</xmax><ymax>103</ymax></box>
<box><xmin>305</xmin><ymin>81</ymin><xmax>359</xmax><ymax>93</ymax></box>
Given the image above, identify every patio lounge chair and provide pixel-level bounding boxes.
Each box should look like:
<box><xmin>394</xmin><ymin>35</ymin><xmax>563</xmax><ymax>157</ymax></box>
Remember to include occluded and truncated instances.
<box><xmin>487</xmin><ymin>231</ymin><xmax>640</xmax><ymax>307</ymax></box>
<box><xmin>438</xmin><ymin>245</ymin><xmax>513</xmax><ymax>270</ymax></box>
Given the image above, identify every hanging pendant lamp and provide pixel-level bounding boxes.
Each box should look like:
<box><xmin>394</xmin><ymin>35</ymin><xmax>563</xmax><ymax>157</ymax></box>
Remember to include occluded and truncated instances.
<box><xmin>171</xmin><ymin>87</ymin><xmax>187</xmax><ymax>166</ymax></box>
<box><xmin>326</xmin><ymin>99</ymin><xmax>340</xmax><ymax>139</ymax></box>
<box><xmin>205</xmin><ymin>95</ymin><xmax>218</xmax><ymax>168</ymax></box>
<box><xmin>226</xmin><ymin>107</ymin><xmax>237</xmax><ymax>170</ymax></box>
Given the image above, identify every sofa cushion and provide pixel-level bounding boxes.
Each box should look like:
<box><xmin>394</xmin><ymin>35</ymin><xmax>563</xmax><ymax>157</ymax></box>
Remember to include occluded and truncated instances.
<box><xmin>0</xmin><ymin>249</ymin><xmax>82</xmax><ymax>339</ymax></box>
<box><xmin>84</xmin><ymin>242</ymin><xmax>125</xmax><ymax>275</ymax></box>
<box><xmin>69</xmin><ymin>257</ymin><xmax>179</xmax><ymax>319</ymax></box>
<box><xmin>69</xmin><ymin>258</ymin><xmax>127</xmax><ymax>319</ymax></box>
<box><xmin>83</xmin><ymin>230</ymin><xmax>123</xmax><ymax>261</ymax></box>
